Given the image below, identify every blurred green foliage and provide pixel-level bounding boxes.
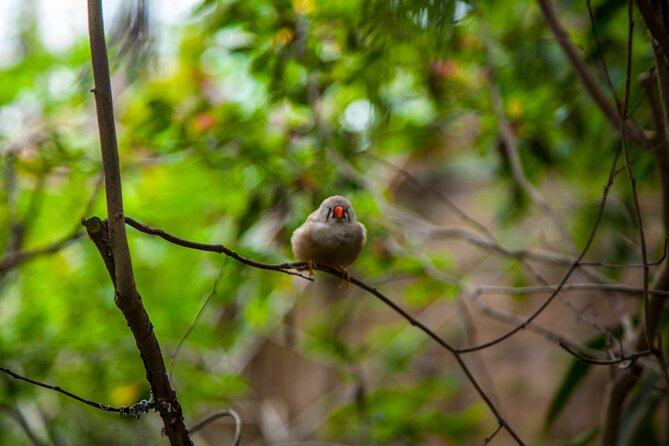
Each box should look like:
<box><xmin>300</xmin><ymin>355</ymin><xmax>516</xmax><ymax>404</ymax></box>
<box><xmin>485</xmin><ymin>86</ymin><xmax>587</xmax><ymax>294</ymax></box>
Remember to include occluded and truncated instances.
<box><xmin>0</xmin><ymin>0</ymin><xmax>666</xmax><ymax>444</ymax></box>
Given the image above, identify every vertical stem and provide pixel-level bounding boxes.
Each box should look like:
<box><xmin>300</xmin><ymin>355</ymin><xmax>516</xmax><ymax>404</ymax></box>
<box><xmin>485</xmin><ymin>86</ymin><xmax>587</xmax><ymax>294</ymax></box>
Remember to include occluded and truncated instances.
<box><xmin>86</xmin><ymin>1</ymin><xmax>192</xmax><ymax>444</ymax></box>
<box><xmin>601</xmin><ymin>5</ymin><xmax>669</xmax><ymax>445</ymax></box>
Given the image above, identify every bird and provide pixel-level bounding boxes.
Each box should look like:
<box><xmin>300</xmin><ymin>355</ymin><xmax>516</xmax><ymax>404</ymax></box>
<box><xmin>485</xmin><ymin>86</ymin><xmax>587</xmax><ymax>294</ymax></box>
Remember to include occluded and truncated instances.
<box><xmin>291</xmin><ymin>195</ymin><xmax>366</xmax><ymax>287</ymax></box>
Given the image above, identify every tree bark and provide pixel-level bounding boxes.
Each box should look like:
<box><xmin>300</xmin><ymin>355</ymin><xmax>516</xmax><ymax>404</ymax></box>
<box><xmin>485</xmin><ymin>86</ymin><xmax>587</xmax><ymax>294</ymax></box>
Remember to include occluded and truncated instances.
<box><xmin>86</xmin><ymin>1</ymin><xmax>192</xmax><ymax>444</ymax></box>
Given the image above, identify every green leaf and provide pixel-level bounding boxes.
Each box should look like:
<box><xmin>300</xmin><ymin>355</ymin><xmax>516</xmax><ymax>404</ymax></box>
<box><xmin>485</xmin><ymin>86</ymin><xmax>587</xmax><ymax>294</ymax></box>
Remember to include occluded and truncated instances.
<box><xmin>618</xmin><ymin>375</ymin><xmax>662</xmax><ymax>446</ymax></box>
<box><xmin>543</xmin><ymin>334</ymin><xmax>610</xmax><ymax>432</ymax></box>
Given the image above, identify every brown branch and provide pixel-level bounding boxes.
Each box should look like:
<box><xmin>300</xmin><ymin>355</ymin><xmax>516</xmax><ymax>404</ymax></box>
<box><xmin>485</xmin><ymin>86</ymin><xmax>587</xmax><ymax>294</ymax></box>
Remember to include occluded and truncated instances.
<box><xmin>650</xmin><ymin>44</ymin><xmax>669</xmax><ymax>232</ymax></box>
<box><xmin>579</xmin><ymin>238</ymin><xmax>668</xmax><ymax>267</ymax></box>
<box><xmin>366</xmin><ymin>154</ymin><xmax>613</xmax><ymax>285</ymax></box>
<box><xmin>363</xmin><ymin>153</ymin><xmax>495</xmax><ymax>239</ymax></box>
<box><xmin>124</xmin><ymin>217</ymin><xmax>311</xmax><ymax>279</ymax></box>
<box><xmin>83</xmin><ymin>217</ymin><xmax>115</xmax><ymax>283</ymax></box>
<box><xmin>0</xmin><ymin>174</ymin><xmax>102</xmax><ymax>277</ymax></box>
<box><xmin>470</xmin><ymin>292</ymin><xmax>623</xmax><ymax>358</ymax></box>
<box><xmin>475</xmin><ymin>283</ymin><xmax>669</xmax><ymax>298</ymax></box>
<box><xmin>130</xmin><ymin>213</ymin><xmax>655</xmax><ymax>363</ymax></box>
<box><xmin>458</xmin><ymin>145</ymin><xmax>622</xmax><ymax>353</ymax></box>
<box><xmin>619</xmin><ymin>0</ymin><xmax>660</xmax><ymax>372</ymax></box>
<box><xmin>636</xmin><ymin>0</ymin><xmax>669</xmax><ymax>58</ymax></box>
<box><xmin>3</xmin><ymin>151</ymin><xmax>23</xmax><ymax>255</ymax></box>
<box><xmin>87</xmin><ymin>1</ymin><xmax>191</xmax><ymax>444</ymax></box>
<box><xmin>601</xmin><ymin>9</ymin><xmax>669</xmax><ymax>441</ymax></box>
<box><xmin>0</xmin><ymin>366</ymin><xmax>121</xmax><ymax>413</ymax></box>
<box><xmin>482</xmin><ymin>423</ymin><xmax>504</xmax><ymax>445</ymax></box>
<box><xmin>536</xmin><ymin>0</ymin><xmax>651</xmax><ymax>148</ymax></box>
<box><xmin>0</xmin><ymin>404</ymin><xmax>46</xmax><ymax>446</ymax></box>
<box><xmin>602</xmin><ymin>263</ymin><xmax>669</xmax><ymax>445</ymax></box>
<box><xmin>346</xmin><ymin>274</ymin><xmax>526</xmax><ymax>445</ymax></box>
<box><xmin>471</xmin><ymin>283</ymin><xmax>653</xmax><ymax>368</ymax></box>
<box><xmin>556</xmin><ymin>342</ymin><xmax>651</xmax><ymax>365</ymax></box>
<box><xmin>0</xmin><ymin>231</ymin><xmax>84</xmax><ymax>276</ymax></box>
<box><xmin>478</xmin><ymin>5</ymin><xmax>577</xmax><ymax>253</ymax></box>
<box><xmin>188</xmin><ymin>409</ymin><xmax>241</xmax><ymax>445</ymax></box>
<box><xmin>122</xmin><ymin>216</ymin><xmax>526</xmax><ymax>445</ymax></box>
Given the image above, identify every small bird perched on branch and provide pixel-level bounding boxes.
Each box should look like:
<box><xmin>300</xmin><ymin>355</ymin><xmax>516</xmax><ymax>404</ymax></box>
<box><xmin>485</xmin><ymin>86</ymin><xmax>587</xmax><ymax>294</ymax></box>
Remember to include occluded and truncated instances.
<box><xmin>291</xmin><ymin>195</ymin><xmax>366</xmax><ymax>285</ymax></box>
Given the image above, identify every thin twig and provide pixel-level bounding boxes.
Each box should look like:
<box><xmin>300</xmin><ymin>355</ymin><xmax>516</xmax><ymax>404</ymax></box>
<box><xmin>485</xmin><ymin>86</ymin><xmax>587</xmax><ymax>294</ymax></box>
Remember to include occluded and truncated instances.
<box><xmin>457</xmin><ymin>298</ymin><xmax>502</xmax><ymax>413</ymax></box>
<box><xmin>363</xmin><ymin>153</ymin><xmax>495</xmax><ymax>239</ymax></box>
<box><xmin>536</xmin><ymin>0</ymin><xmax>651</xmax><ymax>148</ymax></box>
<box><xmin>367</xmin><ymin>155</ymin><xmax>611</xmax><ymax>286</ymax></box>
<box><xmin>457</xmin><ymin>145</ymin><xmax>622</xmax><ymax>353</ymax></box>
<box><xmin>426</xmin><ymin>225</ymin><xmax>620</xmax><ymax>288</ymax></box>
<box><xmin>3</xmin><ymin>151</ymin><xmax>22</xmax><ymax>254</ymax></box>
<box><xmin>0</xmin><ymin>366</ymin><xmax>121</xmax><ymax>413</ymax></box>
<box><xmin>345</xmin><ymin>274</ymin><xmax>526</xmax><ymax>445</ymax></box>
<box><xmin>619</xmin><ymin>0</ymin><xmax>654</xmax><ymax>356</ymax></box>
<box><xmin>169</xmin><ymin>263</ymin><xmax>227</xmax><ymax>381</ymax></box>
<box><xmin>470</xmin><ymin>292</ymin><xmax>622</xmax><ymax>359</ymax></box>
<box><xmin>602</xmin><ymin>70</ymin><xmax>669</xmax><ymax>446</ymax></box>
<box><xmin>636</xmin><ymin>0</ymin><xmax>669</xmax><ymax>58</ymax></box>
<box><xmin>475</xmin><ymin>283</ymin><xmax>669</xmax><ymax>298</ymax></box>
<box><xmin>189</xmin><ymin>409</ymin><xmax>241</xmax><ymax>446</ymax></box>
<box><xmin>482</xmin><ymin>423</ymin><xmax>504</xmax><ymax>445</ymax></box>
<box><xmin>0</xmin><ymin>173</ymin><xmax>103</xmax><ymax>276</ymax></box>
<box><xmin>123</xmin><ymin>216</ymin><xmax>526</xmax><ymax>445</ymax></box>
<box><xmin>479</xmin><ymin>4</ymin><xmax>576</xmax><ymax>252</ymax></box>
<box><xmin>586</xmin><ymin>0</ymin><xmax>621</xmax><ymax>109</ymax></box>
<box><xmin>130</xmin><ymin>211</ymin><xmax>653</xmax><ymax>372</ymax></box>
<box><xmin>0</xmin><ymin>231</ymin><xmax>84</xmax><ymax>275</ymax></box>
<box><xmin>579</xmin><ymin>238</ymin><xmax>669</xmax><ymax>267</ymax></box>
<box><xmin>0</xmin><ymin>404</ymin><xmax>46</xmax><ymax>446</ymax></box>
<box><xmin>124</xmin><ymin>217</ymin><xmax>312</xmax><ymax>280</ymax></box>
<box><xmin>555</xmin><ymin>342</ymin><xmax>651</xmax><ymax>365</ymax></box>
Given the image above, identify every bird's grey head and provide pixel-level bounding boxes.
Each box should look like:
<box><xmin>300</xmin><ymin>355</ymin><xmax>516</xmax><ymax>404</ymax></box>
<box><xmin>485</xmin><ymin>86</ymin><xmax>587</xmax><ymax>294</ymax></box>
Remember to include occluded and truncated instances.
<box><xmin>316</xmin><ymin>195</ymin><xmax>357</xmax><ymax>223</ymax></box>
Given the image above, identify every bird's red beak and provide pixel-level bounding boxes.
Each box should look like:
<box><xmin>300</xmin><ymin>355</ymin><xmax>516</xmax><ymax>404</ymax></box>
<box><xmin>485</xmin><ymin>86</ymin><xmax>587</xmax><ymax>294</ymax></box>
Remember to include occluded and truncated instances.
<box><xmin>333</xmin><ymin>206</ymin><xmax>345</xmax><ymax>219</ymax></box>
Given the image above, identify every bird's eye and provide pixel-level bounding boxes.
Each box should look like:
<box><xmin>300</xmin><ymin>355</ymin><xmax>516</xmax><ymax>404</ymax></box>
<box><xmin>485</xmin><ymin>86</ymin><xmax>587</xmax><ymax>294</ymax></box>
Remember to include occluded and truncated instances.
<box><xmin>327</xmin><ymin>207</ymin><xmax>333</xmax><ymax>220</ymax></box>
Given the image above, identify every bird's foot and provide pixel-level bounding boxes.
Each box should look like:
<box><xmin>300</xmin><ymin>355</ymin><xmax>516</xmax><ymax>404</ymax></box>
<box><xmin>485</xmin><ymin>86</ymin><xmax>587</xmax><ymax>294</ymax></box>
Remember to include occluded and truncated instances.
<box><xmin>337</xmin><ymin>268</ymin><xmax>351</xmax><ymax>290</ymax></box>
<box><xmin>306</xmin><ymin>259</ymin><xmax>317</xmax><ymax>277</ymax></box>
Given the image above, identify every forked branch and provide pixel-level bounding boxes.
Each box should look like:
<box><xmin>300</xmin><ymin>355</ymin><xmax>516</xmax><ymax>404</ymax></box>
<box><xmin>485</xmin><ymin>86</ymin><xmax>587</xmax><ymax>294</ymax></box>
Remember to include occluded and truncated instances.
<box><xmin>87</xmin><ymin>1</ymin><xmax>191</xmax><ymax>444</ymax></box>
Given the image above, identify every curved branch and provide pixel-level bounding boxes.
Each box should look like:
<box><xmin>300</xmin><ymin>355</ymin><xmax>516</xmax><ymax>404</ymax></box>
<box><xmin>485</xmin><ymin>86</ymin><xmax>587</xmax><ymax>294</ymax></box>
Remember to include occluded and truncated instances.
<box><xmin>124</xmin><ymin>217</ymin><xmax>311</xmax><ymax>279</ymax></box>
<box><xmin>536</xmin><ymin>0</ymin><xmax>651</xmax><ymax>147</ymax></box>
<box><xmin>601</xmin><ymin>5</ymin><xmax>669</xmax><ymax>444</ymax></box>
<box><xmin>556</xmin><ymin>343</ymin><xmax>651</xmax><ymax>365</ymax></box>
<box><xmin>189</xmin><ymin>409</ymin><xmax>241</xmax><ymax>446</ymax></box>
<box><xmin>458</xmin><ymin>144</ymin><xmax>621</xmax><ymax>353</ymax></box>
<box><xmin>122</xmin><ymin>216</ymin><xmax>526</xmax><ymax>445</ymax></box>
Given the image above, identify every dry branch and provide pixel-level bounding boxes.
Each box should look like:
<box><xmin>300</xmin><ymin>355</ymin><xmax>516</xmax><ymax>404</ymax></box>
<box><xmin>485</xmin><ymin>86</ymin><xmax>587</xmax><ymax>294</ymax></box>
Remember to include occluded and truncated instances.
<box><xmin>122</xmin><ymin>215</ymin><xmax>526</xmax><ymax>445</ymax></box>
<box><xmin>0</xmin><ymin>366</ymin><xmax>121</xmax><ymax>413</ymax></box>
<box><xmin>536</xmin><ymin>0</ymin><xmax>651</xmax><ymax>147</ymax></box>
<box><xmin>599</xmin><ymin>3</ymin><xmax>669</xmax><ymax>444</ymax></box>
<box><xmin>86</xmin><ymin>1</ymin><xmax>191</xmax><ymax>444</ymax></box>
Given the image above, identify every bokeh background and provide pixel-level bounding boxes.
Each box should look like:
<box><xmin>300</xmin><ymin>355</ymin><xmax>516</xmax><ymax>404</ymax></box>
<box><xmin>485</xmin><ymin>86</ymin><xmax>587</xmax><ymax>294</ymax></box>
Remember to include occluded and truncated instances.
<box><xmin>1</xmin><ymin>0</ymin><xmax>666</xmax><ymax>445</ymax></box>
